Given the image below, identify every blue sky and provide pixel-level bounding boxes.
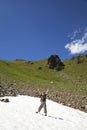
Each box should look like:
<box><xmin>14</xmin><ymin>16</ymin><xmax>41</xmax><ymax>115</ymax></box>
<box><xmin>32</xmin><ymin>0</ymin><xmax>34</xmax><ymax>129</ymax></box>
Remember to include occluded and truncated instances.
<box><xmin>0</xmin><ymin>0</ymin><xmax>87</xmax><ymax>61</ymax></box>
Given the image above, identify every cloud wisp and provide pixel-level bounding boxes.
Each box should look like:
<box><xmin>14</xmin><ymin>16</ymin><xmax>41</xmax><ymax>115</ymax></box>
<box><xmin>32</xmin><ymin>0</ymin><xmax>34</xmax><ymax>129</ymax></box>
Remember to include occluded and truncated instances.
<box><xmin>65</xmin><ymin>31</ymin><xmax>87</xmax><ymax>54</ymax></box>
<box><xmin>67</xmin><ymin>29</ymin><xmax>81</xmax><ymax>40</ymax></box>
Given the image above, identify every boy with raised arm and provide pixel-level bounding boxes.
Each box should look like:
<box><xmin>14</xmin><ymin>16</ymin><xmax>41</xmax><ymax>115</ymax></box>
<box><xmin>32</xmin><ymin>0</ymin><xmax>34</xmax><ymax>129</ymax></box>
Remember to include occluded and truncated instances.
<box><xmin>36</xmin><ymin>89</ymin><xmax>49</xmax><ymax>116</ymax></box>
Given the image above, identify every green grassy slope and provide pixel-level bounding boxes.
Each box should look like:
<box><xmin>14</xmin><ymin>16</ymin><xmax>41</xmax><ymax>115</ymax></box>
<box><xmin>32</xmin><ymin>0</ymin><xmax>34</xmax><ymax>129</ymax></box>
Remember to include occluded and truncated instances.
<box><xmin>0</xmin><ymin>55</ymin><xmax>87</xmax><ymax>95</ymax></box>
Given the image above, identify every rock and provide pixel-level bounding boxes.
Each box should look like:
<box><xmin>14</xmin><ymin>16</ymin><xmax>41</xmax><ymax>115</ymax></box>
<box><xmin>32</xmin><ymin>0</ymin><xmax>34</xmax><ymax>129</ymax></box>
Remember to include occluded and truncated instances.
<box><xmin>82</xmin><ymin>96</ymin><xmax>86</xmax><ymax>99</ymax></box>
<box><xmin>1</xmin><ymin>98</ymin><xmax>9</xmax><ymax>103</ymax></box>
<box><xmin>0</xmin><ymin>83</ymin><xmax>18</xmax><ymax>97</ymax></box>
<box><xmin>67</xmin><ymin>103</ymin><xmax>72</xmax><ymax>107</ymax></box>
<box><xmin>50</xmin><ymin>81</ymin><xmax>53</xmax><ymax>84</ymax></box>
<box><xmin>38</xmin><ymin>67</ymin><xmax>42</xmax><ymax>70</ymax></box>
<box><xmin>48</xmin><ymin>55</ymin><xmax>64</xmax><ymax>70</ymax></box>
<box><xmin>81</xmin><ymin>105</ymin><xmax>87</xmax><ymax>111</ymax></box>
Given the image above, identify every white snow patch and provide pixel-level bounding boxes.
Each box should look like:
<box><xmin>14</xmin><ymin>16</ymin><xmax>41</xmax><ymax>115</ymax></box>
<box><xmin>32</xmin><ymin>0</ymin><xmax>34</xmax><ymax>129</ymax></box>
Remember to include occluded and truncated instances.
<box><xmin>0</xmin><ymin>95</ymin><xmax>87</xmax><ymax>130</ymax></box>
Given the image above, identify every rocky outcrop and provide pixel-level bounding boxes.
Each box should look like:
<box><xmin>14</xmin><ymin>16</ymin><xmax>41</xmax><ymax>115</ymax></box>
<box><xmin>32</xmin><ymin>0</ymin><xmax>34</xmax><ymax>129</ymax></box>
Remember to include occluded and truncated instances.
<box><xmin>0</xmin><ymin>83</ymin><xmax>18</xmax><ymax>97</ymax></box>
<box><xmin>48</xmin><ymin>55</ymin><xmax>64</xmax><ymax>70</ymax></box>
<box><xmin>71</xmin><ymin>54</ymin><xmax>87</xmax><ymax>64</ymax></box>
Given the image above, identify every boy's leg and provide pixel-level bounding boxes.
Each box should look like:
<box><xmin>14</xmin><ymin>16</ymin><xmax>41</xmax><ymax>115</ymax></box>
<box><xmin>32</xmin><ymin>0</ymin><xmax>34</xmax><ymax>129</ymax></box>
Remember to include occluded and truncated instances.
<box><xmin>37</xmin><ymin>102</ymin><xmax>44</xmax><ymax>113</ymax></box>
<box><xmin>44</xmin><ymin>103</ymin><xmax>47</xmax><ymax>116</ymax></box>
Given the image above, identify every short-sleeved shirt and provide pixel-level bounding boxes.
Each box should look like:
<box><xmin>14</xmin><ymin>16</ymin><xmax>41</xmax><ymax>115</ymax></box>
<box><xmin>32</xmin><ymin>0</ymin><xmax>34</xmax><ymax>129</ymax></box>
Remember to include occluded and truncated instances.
<box><xmin>40</xmin><ymin>94</ymin><xmax>46</xmax><ymax>102</ymax></box>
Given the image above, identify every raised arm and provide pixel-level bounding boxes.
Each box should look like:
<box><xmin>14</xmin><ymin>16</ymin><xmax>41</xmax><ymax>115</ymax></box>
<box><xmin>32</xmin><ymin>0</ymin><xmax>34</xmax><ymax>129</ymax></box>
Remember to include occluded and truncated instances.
<box><xmin>37</xmin><ymin>88</ymin><xmax>41</xmax><ymax>95</ymax></box>
<box><xmin>45</xmin><ymin>89</ymin><xmax>49</xmax><ymax>95</ymax></box>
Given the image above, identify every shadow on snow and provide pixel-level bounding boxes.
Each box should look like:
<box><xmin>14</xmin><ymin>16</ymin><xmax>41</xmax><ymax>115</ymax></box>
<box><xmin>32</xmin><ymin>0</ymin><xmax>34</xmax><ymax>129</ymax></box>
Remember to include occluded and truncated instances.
<box><xmin>38</xmin><ymin>113</ymin><xmax>64</xmax><ymax>120</ymax></box>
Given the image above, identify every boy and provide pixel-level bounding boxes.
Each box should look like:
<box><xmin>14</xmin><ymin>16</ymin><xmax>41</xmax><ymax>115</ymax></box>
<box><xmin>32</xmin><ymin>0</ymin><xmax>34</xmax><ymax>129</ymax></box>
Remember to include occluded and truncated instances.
<box><xmin>36</xmin><ymin>89</ymin><xmax>48</xmax><ymax>116</ymax></box>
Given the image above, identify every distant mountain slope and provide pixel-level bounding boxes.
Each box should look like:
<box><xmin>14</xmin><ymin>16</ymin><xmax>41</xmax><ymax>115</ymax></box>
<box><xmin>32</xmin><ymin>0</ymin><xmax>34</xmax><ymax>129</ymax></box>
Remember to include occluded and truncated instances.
<box><xmin>0</xmin><ymin>54</ymin><xmax>87</xmax><ymax>95</ymax></box>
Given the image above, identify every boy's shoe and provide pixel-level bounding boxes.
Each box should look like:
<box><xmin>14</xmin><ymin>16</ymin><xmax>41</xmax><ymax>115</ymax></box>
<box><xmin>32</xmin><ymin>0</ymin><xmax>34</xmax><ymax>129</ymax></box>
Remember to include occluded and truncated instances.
<box><xmin>36</xmin><ymin>111</ymin><xmax>38</xmax><ymax>113</ymax></box>
<box><xmin>45</xmin><ymin>113</ymin><xmax>47</xmax><ymax>116</ymax></box>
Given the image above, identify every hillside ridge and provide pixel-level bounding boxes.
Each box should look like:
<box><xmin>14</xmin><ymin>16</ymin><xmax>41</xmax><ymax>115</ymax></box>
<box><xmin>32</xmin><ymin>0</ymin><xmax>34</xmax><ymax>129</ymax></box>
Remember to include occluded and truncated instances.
<box><xmin>0</xmin><ymin>54</ymin><xmax>87</xmax><ymax>112</ymax></box>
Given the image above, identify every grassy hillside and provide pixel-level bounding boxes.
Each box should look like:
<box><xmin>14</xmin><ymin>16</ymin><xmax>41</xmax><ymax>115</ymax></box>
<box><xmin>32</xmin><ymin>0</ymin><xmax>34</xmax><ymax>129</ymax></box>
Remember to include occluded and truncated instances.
<box><xmin>0</xmin><ymin>54</ymin><xmax>87</xmax><ymax>95</ymax></box>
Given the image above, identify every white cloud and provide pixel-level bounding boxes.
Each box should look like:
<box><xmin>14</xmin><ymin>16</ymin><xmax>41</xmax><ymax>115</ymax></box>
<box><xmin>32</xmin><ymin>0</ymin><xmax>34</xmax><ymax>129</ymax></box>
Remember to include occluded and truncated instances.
<box><xmin>65</xmin><ymin>32</ymin><xmax>87</xmax><ymax>54</ymax></box>
<box><xmin>68</xmin><ymin>29</ymin><xmax>81</xmax><ymax>40</ymax></box>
